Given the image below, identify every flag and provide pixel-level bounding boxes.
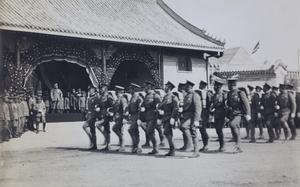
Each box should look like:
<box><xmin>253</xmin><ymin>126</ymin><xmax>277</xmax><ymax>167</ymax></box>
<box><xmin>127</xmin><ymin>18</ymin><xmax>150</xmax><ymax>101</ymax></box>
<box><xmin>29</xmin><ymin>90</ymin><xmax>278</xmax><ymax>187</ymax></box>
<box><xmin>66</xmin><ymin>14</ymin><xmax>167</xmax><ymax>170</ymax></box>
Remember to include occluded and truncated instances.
<box><xmin>252</xmin><ymin>42</ymin><xmax>260</xmax><ymax>54</ymax></box>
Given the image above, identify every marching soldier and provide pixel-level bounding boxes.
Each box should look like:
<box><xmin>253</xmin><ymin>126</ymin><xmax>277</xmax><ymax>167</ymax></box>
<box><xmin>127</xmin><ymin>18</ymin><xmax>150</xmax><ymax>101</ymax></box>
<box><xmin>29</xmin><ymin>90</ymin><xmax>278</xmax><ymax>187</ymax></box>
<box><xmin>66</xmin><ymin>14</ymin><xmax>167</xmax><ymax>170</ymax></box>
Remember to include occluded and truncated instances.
<box><xmin>96</xmin><ymin>83</ymin><xmax>114</xmax><ymax>151</ymax></box>
<box><xmin>137</xmin><ymin>81</ymin><xmax>162</xmax><ymax>155</ymax></box>
<box><xmin>295</xmin><ymin>90</ymin><xmax>300</xmax><ymax>129</ymax></box>
<box><xmin>272</xmin><ymin>85</ymin><xmax>281</xmax><ymax>140</ymax></box>
<box><xmin>0</xmin><ymin>91</ymin><xmax>11</xmax><ymax>142</ymax></box>
<box><xmin>247</xmin><ymin>85</ymin><xmax>260</xmax><ymax>142</ymax></box>
<box><xmin>195</xmin><ymin>80</ymin><xmax>212</xmax><ymax>152</ymax></box>
<box><xmin>275</xmin><ymin>84</ymin><xmax>296</xmax><ymax>142</ymax></box>
<box><xmin>287</xmin><ymin>84</ymin><xmax>297</xmax><ymax>140</ymax></box>
<box><xmin>177</xmin><ymin>82</ymin><xmax>187</xmax><ymax>150</ymax></box>
<box><xmin>210</xmin><ymin>79</ymin><xmax>226</xmax><ymax>152</ymax></box>
<box><xmin>128</xmin><ymin>83</ymin><xmax>143</xmax><ymax>153</ymax></box>
<box><xmin>226</xmin><ymin>77</ymin><xmax>251</xmax><ymax>153</ymax></box>
<box><xmin>260</xmin><ymin>83</ymin><xmax>276</xmax><ymax>143</ymax></box>
<box><xmin>157</xmin><ymin>81</ymin><xmax>179</xmax><ymax>156</ymax></box>
<box><xmin>82</xmin><ymin>85</ymin><xmax>101</xmax><ymax>150</ymax></box>
<box><xmin>255</xmin><ymin>86</ymin><xmax>264</xmax><ymax>139</ymax></box>
<box><xmin>112</xmin><ymin>85</ymin><xmax>128</xmax><ymax>152</ymax></box>
<box><xmin>181</xmin><ymin>80</ymin><xmax>201</xmax><ymax>158</ymax></box>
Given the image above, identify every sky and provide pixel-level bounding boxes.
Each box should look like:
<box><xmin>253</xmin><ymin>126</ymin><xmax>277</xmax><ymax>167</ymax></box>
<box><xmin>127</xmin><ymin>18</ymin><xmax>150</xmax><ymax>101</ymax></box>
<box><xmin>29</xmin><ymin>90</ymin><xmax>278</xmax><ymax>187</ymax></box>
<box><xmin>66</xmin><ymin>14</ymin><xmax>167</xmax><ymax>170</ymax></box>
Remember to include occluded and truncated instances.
<box><xmin>164</xmin><ymin>0</ymin><xmax>300</xmax><ymax>71</ymax></box>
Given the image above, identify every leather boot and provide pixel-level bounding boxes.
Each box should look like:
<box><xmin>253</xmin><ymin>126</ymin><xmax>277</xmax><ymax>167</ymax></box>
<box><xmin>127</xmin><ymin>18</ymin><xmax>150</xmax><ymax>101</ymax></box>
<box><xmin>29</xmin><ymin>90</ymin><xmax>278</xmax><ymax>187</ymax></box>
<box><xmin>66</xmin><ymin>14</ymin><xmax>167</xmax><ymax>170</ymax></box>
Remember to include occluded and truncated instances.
<box><xmin>183</xmin><ymin>130</ymin><xmax>193</xmax><ymax>152</ymax></box>
<box><xmin>165</xmin><ymin>135</ymin><xmax>175</xmax><ymax>156</ymax></box>
<box><xmin>43</xmin><ymin>123</ymin><xmax>46</xmax><ymax>132</ymax></box>
<box><xmin>89</xmin><ymin>135</ymin><xmax>97</xmax><ymax>150</ymax></box>
<box><xmin>189</xmin><ymin>137</ymin><xmax>199</xmax><ymax>158</ymax></box>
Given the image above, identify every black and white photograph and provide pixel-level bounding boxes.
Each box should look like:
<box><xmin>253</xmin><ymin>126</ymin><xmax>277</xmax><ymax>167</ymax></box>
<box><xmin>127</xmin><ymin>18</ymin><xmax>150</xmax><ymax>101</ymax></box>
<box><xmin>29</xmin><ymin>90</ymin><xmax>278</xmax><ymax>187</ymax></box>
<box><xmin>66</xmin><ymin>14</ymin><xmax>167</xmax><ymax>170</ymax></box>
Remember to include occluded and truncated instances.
<box><xmin>0</xmin><ymin>0</ymin><xmax>300</xmax><ymax>186</ymax></box>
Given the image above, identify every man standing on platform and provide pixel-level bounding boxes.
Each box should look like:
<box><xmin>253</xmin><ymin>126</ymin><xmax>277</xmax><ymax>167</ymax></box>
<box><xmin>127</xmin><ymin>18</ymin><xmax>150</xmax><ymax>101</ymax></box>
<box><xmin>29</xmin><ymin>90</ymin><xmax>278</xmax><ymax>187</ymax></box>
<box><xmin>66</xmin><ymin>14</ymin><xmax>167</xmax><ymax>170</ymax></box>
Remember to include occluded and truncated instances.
<box><xmin>181</xmin><ymin>80</ymin><xmax>201</xmax><ymax>158</ymax></box>
<box><xmin>50</xmin><ymin>83</ymin><xmax>63</xmax><ymax>114</ymax></box>
<box><xmin>96</xmin><ymin>83</ymin><xmax>114</xmax><ymax>151</ymax></box>
<box><xmin>112</xmin><ymin>85</ymin><xmax>128</xmax><ymax>152</ymax></box>
<box><xmin>157</xmin><ymin>81</ymin><xmax>179</xmax><ymax>156</ymax></box>
<box><xmin>138</xmin><ymin>81</ymin><xmax>162</xmax><ymax>155</ymax></box>
<box><xmin>128</xmin><ymin>83</ymin><xmax>143</xmax><ymax>153</ymax></box>
<box><xmin>226</xmin><ymin>77</ymin><xmax>251</xmax><ymax>153</ymax></box>
<box><xmin>260</xmin><ymin>83</ymin><xmax>276</xmax><ymax>143</ymax></box>
<box><xmin>82</xmin><ymin>85</ymin><xmax>101</xmax><ymax>150</ymax></box>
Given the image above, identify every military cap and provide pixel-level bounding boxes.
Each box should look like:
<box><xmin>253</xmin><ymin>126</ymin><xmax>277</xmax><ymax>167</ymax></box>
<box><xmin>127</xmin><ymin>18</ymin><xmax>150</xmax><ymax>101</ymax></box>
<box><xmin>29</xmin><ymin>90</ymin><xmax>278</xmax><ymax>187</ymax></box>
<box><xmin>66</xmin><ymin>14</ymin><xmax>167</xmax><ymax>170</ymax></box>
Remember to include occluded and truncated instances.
<box><xmin>130</xmin><ymin>83</ymin><xmax>141</xmax><ymax>89</ymax></box>
<box><xmin>36</xmin><ymin>90</ymin><xmax>42</xmax><ymax>95</ymax></box>
<box><xmin>247</xmin><ymin>85</ymin><xmax>254</xmax><ymax>91</ymax></box>
<box><xmin>54</xmin><ymin>83</ymin><xmax>58</xmax><ymax>86</ymax></box>
<box><xmin>199</xmin><ymin>80</ymin><xmax>208</xmax><ymax>86</ymax></box>
<box><xmin>88</xmin><ymin>85</ymin><xmax>96</xmax><ymax>90</ymax></box>
<box><xmin>214</xmin><ymin>79</ymin><xmax>225</xmax><ymax>85</ymax></box>
<box><xmin>115</xmin><ymin>85</ymin><xmax>125</xmax><ymax>91</ymax></box>
<box><xmin>279</xmin><ymin>84</ymin><xmax>288</xmax><ymax>89</ymax></box>
<box><xmin>178</xmin><ymin>83</ymin><xmax>186</xmax><ymax>87</ymax></box>
<box><xmin>165</xmin><ymin>81</ymin><xmax>175</xmax><ymax>90</ymax></box>
<box><xmin>287</xmin><ymin>84</ymin><xmax>294</xmax><ymax>90</ymax></box>
<box><xmin>263</xmin><ymin>83</ymin><xmax>271</xmax><ymax>90</ymax></box>
<box><xmin>255</xmin><ymin>86</ymin><xmax>262</xmax><ymax>90</ymax></box>
<box><xmin>227</xmin><ymin>77</ymin><xmax>238</xmax><ymax>82</ymax></box>
<box><xmin>100</xmin><ymin>83</ymin><xmax>109</xmax><ymax>88</ymax></box>
<box><xmin>185</xmin><ymin>80</ymin><xmax>195</xmax><ymax>87</ymax></box>
<box><xmin>272</xmin><ymin>86</ymin><xmax>279</xmax><ymax>90</ymax></box>
<box><xmin>145</xmin><ymin>80</ymin><xmax>155</xmax><ymax>87</ymax></box>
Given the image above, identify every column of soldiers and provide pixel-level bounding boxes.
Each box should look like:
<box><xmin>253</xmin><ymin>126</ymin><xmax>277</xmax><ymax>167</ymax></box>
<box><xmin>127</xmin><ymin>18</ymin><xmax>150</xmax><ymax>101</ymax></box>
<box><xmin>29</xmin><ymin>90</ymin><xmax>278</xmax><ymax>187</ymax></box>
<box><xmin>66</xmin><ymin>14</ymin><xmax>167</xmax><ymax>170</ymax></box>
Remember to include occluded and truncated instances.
<box><xmin>0</xmin><ymin>87</ymin><xmax>48</xmax><ymax>143</ymax></box>
<box><xmin>84</xmin><ymin>76</ymin><xmax>300</xmax><ymax>157</ymax></box>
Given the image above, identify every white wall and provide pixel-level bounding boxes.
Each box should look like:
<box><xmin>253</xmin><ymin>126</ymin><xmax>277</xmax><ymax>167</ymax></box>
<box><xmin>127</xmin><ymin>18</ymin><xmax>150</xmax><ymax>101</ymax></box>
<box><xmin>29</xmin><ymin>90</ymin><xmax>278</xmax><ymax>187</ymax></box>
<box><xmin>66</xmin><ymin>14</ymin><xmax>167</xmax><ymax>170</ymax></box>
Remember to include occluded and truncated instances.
<box><xmin>163</xmin><ymin>55</ymin><xmax>207</xmax><ymax>89</ymax></box>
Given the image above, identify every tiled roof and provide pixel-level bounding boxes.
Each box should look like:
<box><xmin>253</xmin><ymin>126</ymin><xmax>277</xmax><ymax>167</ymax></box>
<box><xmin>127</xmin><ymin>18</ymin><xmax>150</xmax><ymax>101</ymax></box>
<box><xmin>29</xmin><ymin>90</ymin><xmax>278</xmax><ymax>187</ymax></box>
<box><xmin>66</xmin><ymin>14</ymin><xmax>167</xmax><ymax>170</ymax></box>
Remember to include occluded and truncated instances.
<box><xmin>0</xmin><ymin>0</ymin><xmax>224</xmax><ymax>51</ymax></box>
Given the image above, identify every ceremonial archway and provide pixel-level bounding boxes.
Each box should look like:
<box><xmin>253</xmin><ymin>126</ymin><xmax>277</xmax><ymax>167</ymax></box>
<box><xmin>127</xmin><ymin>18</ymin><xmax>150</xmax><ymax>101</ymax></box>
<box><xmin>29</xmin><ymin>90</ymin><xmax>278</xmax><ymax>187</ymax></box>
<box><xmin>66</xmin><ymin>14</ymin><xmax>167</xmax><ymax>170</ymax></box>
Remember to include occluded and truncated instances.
<box><xmin>3</xmin><ymin>41</ymin><xmax>103</xmax><ymax>92</ymax></box>
<box><xmin>105</xmin><ymin>48</ymin><xmax>160</xmax><ymax>88</ymax></box>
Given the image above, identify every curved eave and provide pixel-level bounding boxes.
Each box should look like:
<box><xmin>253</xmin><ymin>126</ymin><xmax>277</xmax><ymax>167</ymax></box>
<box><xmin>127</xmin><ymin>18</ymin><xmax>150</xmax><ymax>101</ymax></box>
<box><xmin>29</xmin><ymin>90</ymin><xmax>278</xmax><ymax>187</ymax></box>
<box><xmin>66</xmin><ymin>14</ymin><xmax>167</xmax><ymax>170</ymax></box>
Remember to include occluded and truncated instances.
<box><xmin>0</xmin><ymin>25</ymin><xmax>224</xmax><ymax>52</ymax></box>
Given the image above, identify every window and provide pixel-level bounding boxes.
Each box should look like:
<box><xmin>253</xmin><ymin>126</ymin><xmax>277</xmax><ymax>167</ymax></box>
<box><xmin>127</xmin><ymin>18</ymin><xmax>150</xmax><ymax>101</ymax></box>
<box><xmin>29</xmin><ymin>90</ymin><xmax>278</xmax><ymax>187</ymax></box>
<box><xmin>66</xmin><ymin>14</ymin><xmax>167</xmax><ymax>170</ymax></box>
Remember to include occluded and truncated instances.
<box><xmin>177</xmin><ymin>57</ymin><xmax>192</xmax><ymax>71</ymax></box>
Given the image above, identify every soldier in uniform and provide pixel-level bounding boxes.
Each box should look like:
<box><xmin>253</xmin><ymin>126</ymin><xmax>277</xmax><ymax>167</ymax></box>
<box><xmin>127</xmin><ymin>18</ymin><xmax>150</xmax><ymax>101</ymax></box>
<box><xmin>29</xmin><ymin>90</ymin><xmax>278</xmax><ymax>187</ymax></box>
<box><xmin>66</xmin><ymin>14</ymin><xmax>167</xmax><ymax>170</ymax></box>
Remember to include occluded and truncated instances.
<box><xmin>27</xmin><ymin>89</ymin><xmax>36</xmax><ymax>131</ymax></box>
<box><xmin>82</xmin><ymin>85</ymin><xmax>101</xmax><ymax>149</ymax></box>
<box><xmin>226</xmin><ymin>77</ymin><xmax>251</xmax><ymax>153</ymax></box>
<box><xmin>70</xmin><ymin>88</ymin><xmax>78</xmax><ymax>113</ymax></box>
<box><xmin>247</xmin><ymin>85</ymin><xmax>260</xmax><ymax>142</ymax></box>
<box><xmin>287</xmin><ymin>84</ymin><xmax>297</xmax><ymax>140</ymax></box>
<box><xmin>9</xmin><ymin>95</ymin><xmax>19</xmax><ymax>138</ymax></box>
<box><xmin>157</xmin><ymin>81</ymin><xmax>179</xmax><ymax>156</ymax></box>
<box><xmin>32</xmin><ymin>96</ymin><xmax>46</xmax><ymax>133</ymax></box>
<box><xmin>96</xmin><ymin>83</ymin><xmax>114</xmax><ymax>151</ymax></box>
<box><xmin>272</xmin><ymin>85</ymin><xmax>281</xmax><ymax>140</ymax></box>
<box><xmin>137</xmin><ymin>81</ymin><xmax>162</xmax><ymax>155</ymax></box>
<box><xmin>128</xmin><ymin>83</ymin><xmax>143</xmax><ymax>153</ymax></box>
<box><xmin>181</xmin><ymin>80</ymin><xmax>201</xmax><ymax>158</ymax></box>
<box><xmin>210</xmin><ymin>79</ymin><xmax>227</xmax><ymax>152</ymax></box>
<box><xmin>260</xmin><ymin>83</ymin><xmax>276</xmax><ymax>143</ymax></box>
<box><xmin>20</xmin><ymin>92</ymin><xmax>29</xmax><ymax>134</ymax></box>
<box><xmin>255</xmin><ymin>86</ymin><xmax>264</xmax><ymax>139</ymax></box>
<box><xmin>275</xmin><ymin>84</ymin><xmax>296</xmax><ymax>142</ymax></box>
<box><xmin>50</xmin><ymin>83</ymin><xmax>63</xmax><ymax>114</ymax></box>
<box><xmin>0</xmin><ymin>91</ymin><xmax>11</xmax><ymax>142</ymax></box>
<box><xmin>195</xmin><ymin>80</ymin><xmax>212</xmax><ymax>152</ymax></box>
<box><xmin>295</xmin><ymin>90</ymin><xmax>300</xmax><ymax>129</ymax></box>
<box><xmin>112</xmin><ymin>85</ymin><xmax>128</xmax><ymax>152</ymax></box>
<box><xmin>177</xmin><ymin>82</ymin><xmax>187</xmax><ymax>150</ymax></box>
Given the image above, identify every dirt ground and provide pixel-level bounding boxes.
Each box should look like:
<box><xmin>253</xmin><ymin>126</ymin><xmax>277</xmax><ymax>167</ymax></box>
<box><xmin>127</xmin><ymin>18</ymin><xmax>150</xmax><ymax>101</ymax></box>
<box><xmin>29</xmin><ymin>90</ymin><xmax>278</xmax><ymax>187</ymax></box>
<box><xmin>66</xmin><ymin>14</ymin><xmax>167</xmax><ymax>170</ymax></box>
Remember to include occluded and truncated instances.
<box><xmin>1</xmin><ymin>122</ymin><xmax>300</xmax><ymax>187</ymax></box>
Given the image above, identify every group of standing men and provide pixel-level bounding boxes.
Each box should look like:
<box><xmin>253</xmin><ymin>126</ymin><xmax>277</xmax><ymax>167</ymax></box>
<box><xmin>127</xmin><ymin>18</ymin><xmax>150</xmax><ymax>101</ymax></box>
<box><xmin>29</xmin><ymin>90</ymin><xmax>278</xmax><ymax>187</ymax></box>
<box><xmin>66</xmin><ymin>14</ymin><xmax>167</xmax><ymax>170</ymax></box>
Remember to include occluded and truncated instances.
<box><xmin>0</xmin><ymin>87</ymin><xmax>47</xmax><ymax>143</ymax></box>
<box><xmin>82</xmin><ymin>76</ymin><xmax>260</xmax><ymax>158</ymax></box>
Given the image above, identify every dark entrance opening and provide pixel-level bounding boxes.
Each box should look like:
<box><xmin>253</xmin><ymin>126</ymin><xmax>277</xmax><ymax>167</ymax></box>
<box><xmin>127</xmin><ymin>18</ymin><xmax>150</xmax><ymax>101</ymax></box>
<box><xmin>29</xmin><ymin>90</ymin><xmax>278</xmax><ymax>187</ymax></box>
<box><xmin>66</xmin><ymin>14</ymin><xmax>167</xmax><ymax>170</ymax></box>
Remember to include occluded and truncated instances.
<box><xmin>34</xmin><ymin>61</ymin><xmax>92</xmax><ymax>94</ymax></box>
<box><xmin>109</xmin><ymin>60</ymin><xmax>155</xmax><ymax>90</ymax></box>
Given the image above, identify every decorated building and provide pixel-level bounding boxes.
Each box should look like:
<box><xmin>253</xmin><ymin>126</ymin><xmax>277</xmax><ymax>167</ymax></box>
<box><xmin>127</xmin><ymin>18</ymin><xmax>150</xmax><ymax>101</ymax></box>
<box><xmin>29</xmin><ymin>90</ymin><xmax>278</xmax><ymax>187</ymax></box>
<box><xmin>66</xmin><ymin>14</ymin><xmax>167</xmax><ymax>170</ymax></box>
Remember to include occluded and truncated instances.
<box><xmin>210</xmin><ymin>46</ymin><xmax>288</xmax><ymax>88</ymax></box>
<box><xmin>0</xmin><ymin>0</ymin><xmax>225</xmax><ymax>93</ymax></box>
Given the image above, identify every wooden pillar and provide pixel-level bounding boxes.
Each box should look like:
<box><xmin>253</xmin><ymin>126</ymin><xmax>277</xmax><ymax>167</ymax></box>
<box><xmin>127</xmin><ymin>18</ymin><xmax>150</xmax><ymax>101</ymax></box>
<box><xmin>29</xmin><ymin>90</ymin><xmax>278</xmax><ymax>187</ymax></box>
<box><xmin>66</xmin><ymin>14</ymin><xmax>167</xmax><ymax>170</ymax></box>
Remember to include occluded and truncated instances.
<box><xmin>157</xmin><ymin>50</ymin><xmax>164</xmax><ymax>86</ymax></box>
<box><xmin>101</xmin><ymin>45</ymin><xmax>106</xmax><ymax>74</ymax></box>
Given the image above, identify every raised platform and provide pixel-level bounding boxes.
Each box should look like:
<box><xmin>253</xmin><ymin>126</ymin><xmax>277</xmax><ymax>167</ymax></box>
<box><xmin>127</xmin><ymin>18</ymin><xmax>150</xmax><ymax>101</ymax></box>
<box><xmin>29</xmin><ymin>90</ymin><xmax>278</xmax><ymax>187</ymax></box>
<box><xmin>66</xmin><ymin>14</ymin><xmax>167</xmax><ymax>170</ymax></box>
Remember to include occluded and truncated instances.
<box><xmin>45</xmin><ymin>113</ymin><xmax>84</xmax><ymax>122</ymax></box>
